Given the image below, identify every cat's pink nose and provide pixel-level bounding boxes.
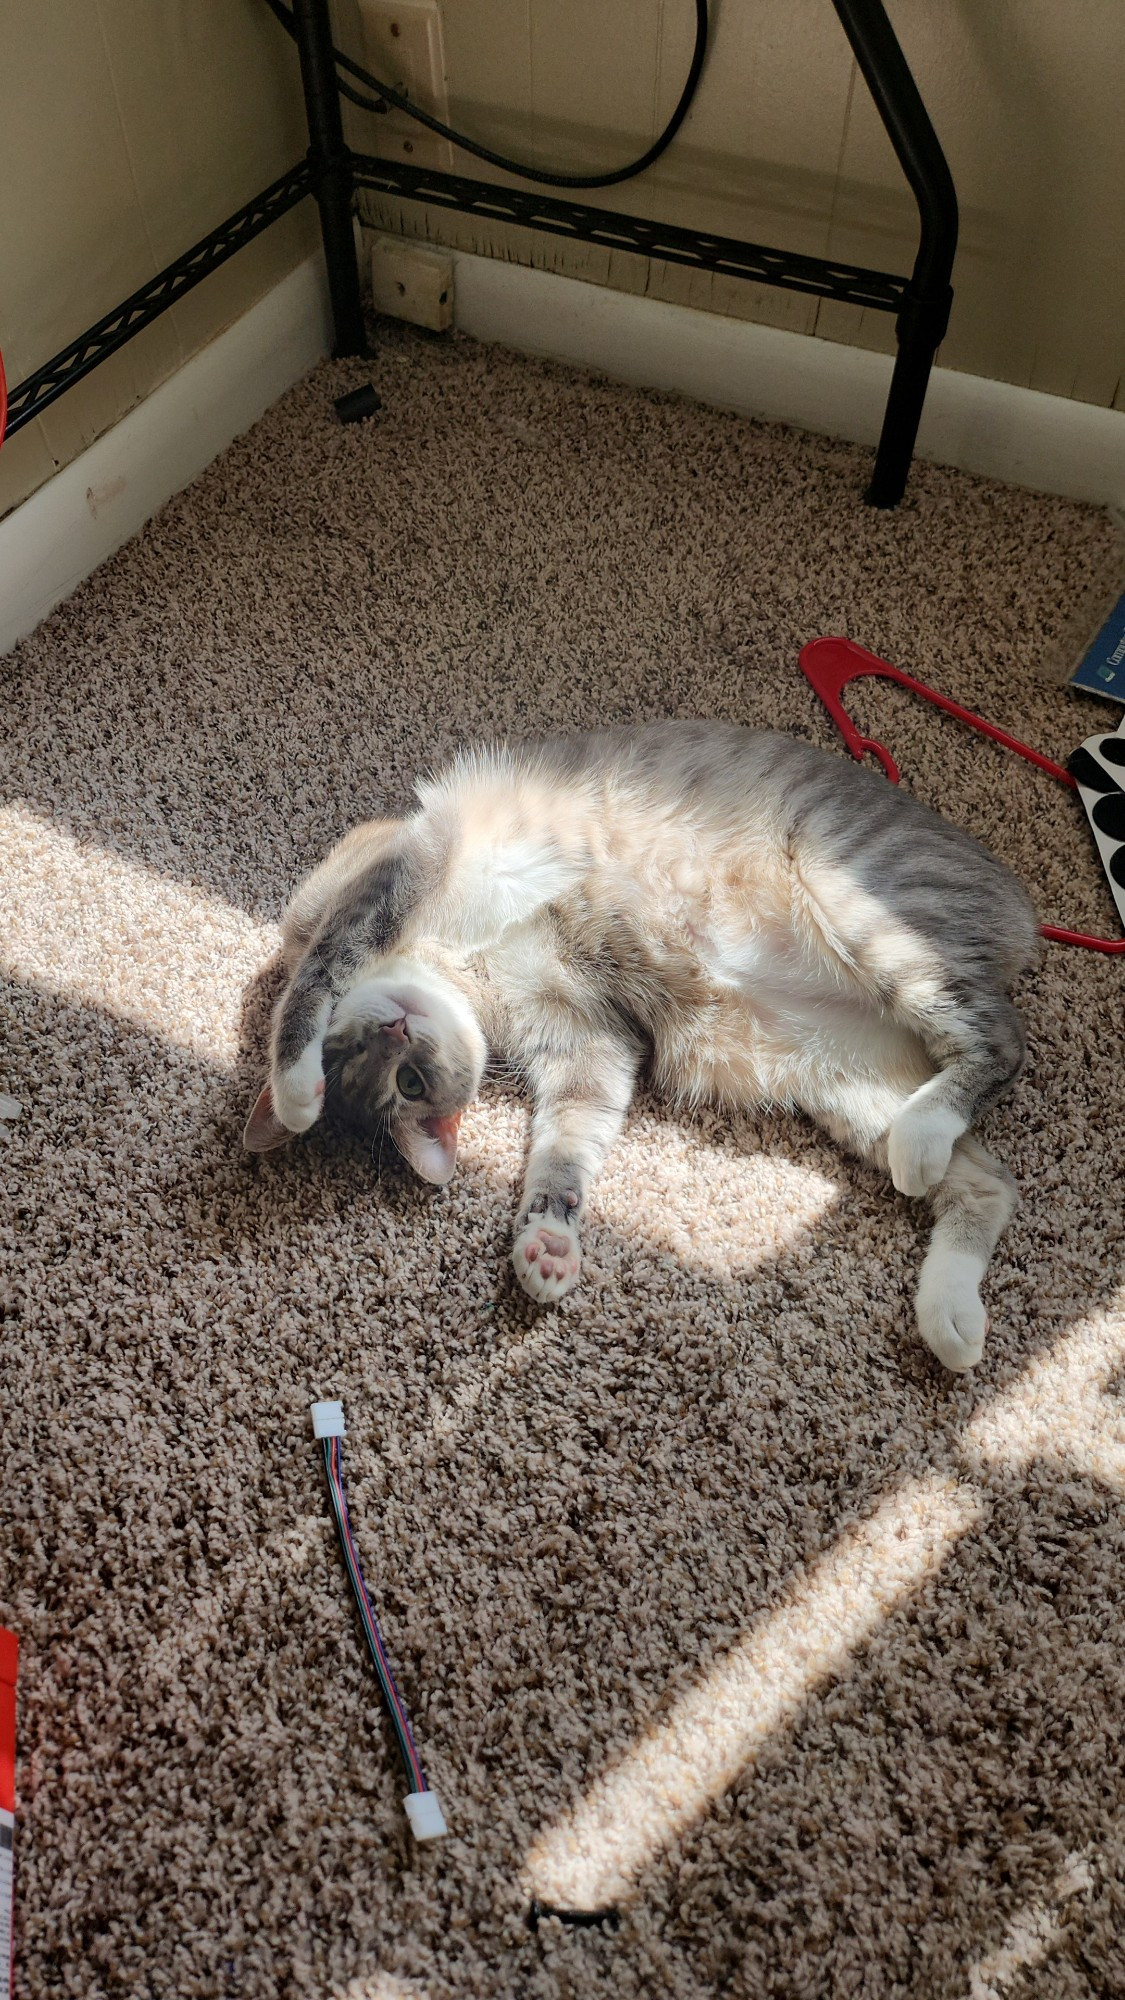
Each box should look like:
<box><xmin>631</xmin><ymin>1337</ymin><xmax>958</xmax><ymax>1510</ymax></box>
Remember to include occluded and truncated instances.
<box><xmin>381</xmin><ymin>1016</ymin><xmax>409</xmax><ymax>1045</ymax></box>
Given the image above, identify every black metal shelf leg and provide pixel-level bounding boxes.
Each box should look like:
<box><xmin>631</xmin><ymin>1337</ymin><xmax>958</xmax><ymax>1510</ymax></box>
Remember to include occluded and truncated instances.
<box><xmin>291</xmin><ymin>0</ymin><xmax>367</xmax><ymax>357</ymax></box>
<box><xmin>867</xmin><ymin>292</ymin><xmax>952</xmax><ymax>508</ymax></box>
<box><xmin>831</xmin><ymin>0</ymin><xmax>958</xmax><ymax>506</ymax></box>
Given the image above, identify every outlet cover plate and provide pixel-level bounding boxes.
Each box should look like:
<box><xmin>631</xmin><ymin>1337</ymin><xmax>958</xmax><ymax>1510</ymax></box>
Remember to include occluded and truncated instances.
<box><xmin>356</xmin><ymin>0</ymin><xmax>452</xmax><ymax>171</ymax></box>
<box><xmin>369</xmin><ymin>233</ymin><xmax>454</xmax><ymax>331</ymax></box>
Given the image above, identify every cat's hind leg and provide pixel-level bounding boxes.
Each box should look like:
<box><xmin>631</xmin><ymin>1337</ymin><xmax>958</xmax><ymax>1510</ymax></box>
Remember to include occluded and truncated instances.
<box><xmin>886</xmin><ymin>994</ymin><xmax>1025</xmax><ymax>1199</ymax></box>
<box><xmin>513</xmin><ymin>1032</ymin><xmax>641</xmax><ymax>1305</ymax></box>
<box><xmin>804</xmin><ymin>1080</ymin><xmax>1015</xmax><ymax>1372</ymax></box>
<box><xmin>915</xmin><ymin>1136</ymin><xmax>1016</xmax><ymax>1372</ymax></box>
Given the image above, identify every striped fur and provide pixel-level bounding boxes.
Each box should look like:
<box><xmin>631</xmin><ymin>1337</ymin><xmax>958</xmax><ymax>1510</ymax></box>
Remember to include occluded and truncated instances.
<box><xmin>246</xmin><ymin>723</ymin><xmax>1038</xmax><ymax>1371</ymax></box>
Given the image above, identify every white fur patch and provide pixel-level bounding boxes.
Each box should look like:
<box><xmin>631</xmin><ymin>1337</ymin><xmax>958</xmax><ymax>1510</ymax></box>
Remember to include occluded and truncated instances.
<box><xmin>916</xmin><ymin>1248</ymin><xmax>989</xmax><ymax>1372</ymax></box>
<box><xmin>273</xmin><ymin>1045</ymin><xmax>325</xmax><ymax>1133</ymax></box>
<box><xmin>888</xmin><ymin>1089</ymin><xmax>965</xmax><ymax>1198</ymax></box>
<box><xmin>416</xmin><ymin>756</ymin><xmax>584</xmax><ymax>949</ymax></box>
<box><xmin>441</xmin><ymin>836</ymin><xmax>579</xmax><ymax>947</ymax></box>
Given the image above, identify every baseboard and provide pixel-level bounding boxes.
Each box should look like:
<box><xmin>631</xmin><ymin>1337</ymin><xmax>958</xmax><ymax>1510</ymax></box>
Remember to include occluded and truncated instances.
<box><xmin>6</xmin><ymin>242</ymin><xmax>1119</xmax><ymax>663</ymax></box>
<box><xmin>0</xmin><ymin>252</ymin><xmax>333</xmax><ymax>657</ymax></box>
<box><xmin>451</xmin><ymin>252</ymin><xmax>1125</xmax><ymax>514</ymax></box>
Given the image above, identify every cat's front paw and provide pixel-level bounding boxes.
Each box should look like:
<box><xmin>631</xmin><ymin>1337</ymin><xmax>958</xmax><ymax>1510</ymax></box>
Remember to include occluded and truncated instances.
<box><xmin>513</xmin><ymin>1216</ymin><xmax>582</xmax><ymax>1305</ymax></box>
<box><xmin>271</xmin><ymin>1056</ymin><xmax>326</xmax><ymax>1134</ymax></box>
<box><xmin>888</xmin><ymin>1102</ymin><xmax>964</xmax><ymax>1198</ymax></box>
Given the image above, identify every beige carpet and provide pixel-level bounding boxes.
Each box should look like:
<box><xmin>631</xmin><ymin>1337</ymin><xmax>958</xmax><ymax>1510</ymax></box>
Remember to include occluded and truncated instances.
<box><xmin>2</xmin><ymin>321</ymin><xmax>1124</xmax><ymax>2000</ymax></box>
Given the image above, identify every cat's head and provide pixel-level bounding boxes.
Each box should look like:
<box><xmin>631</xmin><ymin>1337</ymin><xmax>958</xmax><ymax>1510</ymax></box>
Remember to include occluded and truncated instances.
<box><xmin>319</xmin><ymin>957</ymin><xmax>486</xmax><ymax>1184</ymax></box>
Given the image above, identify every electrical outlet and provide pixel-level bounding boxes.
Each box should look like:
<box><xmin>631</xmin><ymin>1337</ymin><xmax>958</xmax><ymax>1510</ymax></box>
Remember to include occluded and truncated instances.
<box><xmin>369</xmin><ymin>233</ymin><xmax>454</xmax><ymax>331</ymax></box>
<box><xmin>355</xmin><ymin>0</ymin><xmax>452</xmax><ymax>171</ymax></box>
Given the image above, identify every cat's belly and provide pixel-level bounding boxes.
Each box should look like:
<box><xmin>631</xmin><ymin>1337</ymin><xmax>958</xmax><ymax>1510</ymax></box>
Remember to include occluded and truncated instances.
<box><xmin>640</xmin><ymin>889</ymin><xmax>936</xmax><ymax>1114</ymax></box>
<box><xmin>651</xmin><ymin>985</ymin><xmax>932</xmax><ymax>1114</ymax></box>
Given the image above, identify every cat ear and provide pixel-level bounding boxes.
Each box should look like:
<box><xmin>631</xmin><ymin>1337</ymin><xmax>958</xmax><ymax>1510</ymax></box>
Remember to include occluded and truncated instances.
<box><xmin>395</xmin><ymin>1112</ymin><xmax>461</xmax><ymax>1186</ymax></box>
<box><xmin>243</xmin><ymin>1081</ymin><xmax>294</xmax><ymax>1153</ymax></box>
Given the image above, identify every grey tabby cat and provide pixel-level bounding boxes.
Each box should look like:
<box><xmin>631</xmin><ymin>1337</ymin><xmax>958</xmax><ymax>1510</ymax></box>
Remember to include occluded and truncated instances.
<box><xmin>245</xmin><ymin>722</ymin><xmax>1037</xmax><ymax>1372</ymax></box>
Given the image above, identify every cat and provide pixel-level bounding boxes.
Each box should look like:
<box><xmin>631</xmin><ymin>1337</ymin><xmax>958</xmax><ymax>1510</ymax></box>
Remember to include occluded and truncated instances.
<box><xmin>244</xmin><ymin>721</ymin><xmax>1038</xmax><ymax>1373</ymax></box>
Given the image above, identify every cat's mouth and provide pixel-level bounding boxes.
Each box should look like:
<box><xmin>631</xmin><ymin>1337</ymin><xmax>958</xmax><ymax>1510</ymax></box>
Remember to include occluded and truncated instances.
<box><xmin>393</xmin><ymin>1109</ymin><xmax>462</xmax><ymax>1186</ymax></box>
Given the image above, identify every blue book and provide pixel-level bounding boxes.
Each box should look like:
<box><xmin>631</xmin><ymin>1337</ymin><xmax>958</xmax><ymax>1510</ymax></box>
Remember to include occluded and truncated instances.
<box><xmin>1070</xmin><ymin>590</ymin><xmax>1125</xmax><ymax>703</ymax></box>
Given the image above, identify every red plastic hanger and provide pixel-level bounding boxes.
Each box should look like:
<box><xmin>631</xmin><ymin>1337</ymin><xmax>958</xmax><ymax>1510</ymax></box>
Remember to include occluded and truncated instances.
<box><xmin>798</xmin><ymin>636</ymin><xmax>1125</xmax><ymax>956</ymax></box>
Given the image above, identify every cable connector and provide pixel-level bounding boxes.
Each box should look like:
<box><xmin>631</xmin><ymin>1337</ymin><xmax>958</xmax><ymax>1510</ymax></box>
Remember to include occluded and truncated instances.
<box><xmin>310</xmin><ymin>1399</ymin><xmax>346</xmax><ymax>1439</ymax></box>
<box><xmin>404</xmin><ymin>1790</ymin><xmax>448</xmax><ymax>1842</ymax></box>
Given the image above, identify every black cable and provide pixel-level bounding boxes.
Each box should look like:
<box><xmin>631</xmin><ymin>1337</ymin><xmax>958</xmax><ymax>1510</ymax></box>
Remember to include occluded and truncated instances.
<box><xmin>262</xmin><ymin>0</ymin><xmax>708</xmax><ymax>190</ymax></box>
<box><xmin>321</xmin><ymin>1435</ymin><xmax>425</xmax><ymax>1795</ymax></box>
<box><xmin>259</xmin><ymin>0</ymin><xmax>391</xmax><ymax>112</ymax></box>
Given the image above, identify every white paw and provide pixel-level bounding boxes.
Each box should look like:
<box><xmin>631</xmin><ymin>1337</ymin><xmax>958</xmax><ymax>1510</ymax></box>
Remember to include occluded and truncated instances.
<box><xmin>916</xmin><ymin>1251</ymin><xmax>989</xmax><ymax>1372</ymax></box>
<box><xmin>888</xmin><ymin>1101</ymin><xmax>964</xmax><ymax>1198</ymax></box>
<box><xmin>272</xmin><ymin>1053</ymin><xmax>326</xmax><ymax>1134</ymax></box>
<box><xmin>513</xmin><ymin>1216</ymin><xmax>582</xmax><ymax>1305</ymax></box>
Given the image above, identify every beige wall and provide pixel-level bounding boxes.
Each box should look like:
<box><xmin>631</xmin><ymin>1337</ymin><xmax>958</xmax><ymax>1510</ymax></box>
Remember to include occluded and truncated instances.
<box><xmin>0</xmin><ymin>0</ymin><xmax>316</xmax><ymax>521</ymax></box>
<box><xmin>3</xmin><ymin>1</ymin><xmax>1122</xmax><ymax>529</ymax></box>
<box><xmin>349</xmin><ymin>0</ymin><xmax>1125</xmax><ymax>411</ymax></box>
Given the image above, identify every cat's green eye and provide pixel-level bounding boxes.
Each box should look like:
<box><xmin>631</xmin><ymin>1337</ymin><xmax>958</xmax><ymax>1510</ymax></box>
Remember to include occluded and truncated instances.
<box><xmin>397</xmin><ymin>1065</ymin><xmax>426</xmax><ymax>1100</ymax></box>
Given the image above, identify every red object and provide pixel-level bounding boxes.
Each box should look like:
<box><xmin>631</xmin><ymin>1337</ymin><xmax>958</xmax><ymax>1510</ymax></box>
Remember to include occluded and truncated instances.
<box><xmin>799</xmin><ymin>636</ymin><xmax>1125</xmax><ymax>956</ymax></box>
<box><xmin>0</xmin><ymin>1630</ymin><xmax>13</xmax><ymax>1816</ymax></box>
<box><xmin>0</xmin><ymin>1627</ymin><xmax>15</xmax><ymax>2000</ymax></box>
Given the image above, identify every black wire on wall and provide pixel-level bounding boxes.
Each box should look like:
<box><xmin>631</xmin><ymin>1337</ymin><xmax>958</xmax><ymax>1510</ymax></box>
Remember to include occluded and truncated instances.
<box><xmin>261</xmin><ymin>0</ymin><xmax>709</xmax><ymax>190</ymax></box>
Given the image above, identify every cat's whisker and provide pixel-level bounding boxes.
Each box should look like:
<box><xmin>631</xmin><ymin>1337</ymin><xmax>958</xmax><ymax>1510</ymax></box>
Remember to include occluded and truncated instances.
<box><xmin>370</xmin><ymin>1127</ymin><xmax>390</xmax><ymax>1185</ymax></box>
<box><xmin>320</xmin><ymin>1055</ymin><xmax>345</xmax><ymax>1107</ymax></box>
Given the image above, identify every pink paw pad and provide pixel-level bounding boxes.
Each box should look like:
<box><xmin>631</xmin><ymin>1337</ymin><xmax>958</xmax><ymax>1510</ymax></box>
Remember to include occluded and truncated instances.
<box><xmin>515</xmin><ymin>1219</ymin><xmax>581</xmax><ymax>1299</ymax></box>
<box><xmin>526</xmin><ymin>1231</ymin><xmax>571</xmax><ymax>1264</ymax></box>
